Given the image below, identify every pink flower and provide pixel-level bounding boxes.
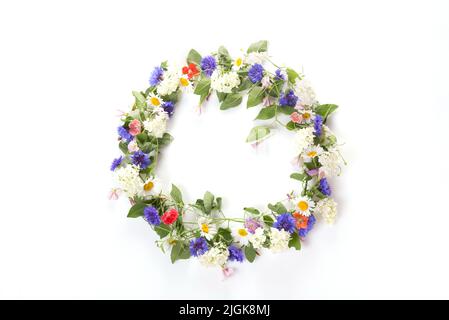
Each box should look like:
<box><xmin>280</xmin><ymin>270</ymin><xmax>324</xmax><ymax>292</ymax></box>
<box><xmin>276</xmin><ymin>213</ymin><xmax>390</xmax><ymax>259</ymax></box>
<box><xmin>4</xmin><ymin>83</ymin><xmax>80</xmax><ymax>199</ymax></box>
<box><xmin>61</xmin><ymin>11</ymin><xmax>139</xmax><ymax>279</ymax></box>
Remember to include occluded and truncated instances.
<box><xmin>222</xmin><ymin>266</ymin><xmax>234</xmax><ymax>279</ymax></box>
<box><xmin>128</xmin><ymin>119</ymin><xmax>141</xmax><ymax>136</ymax></box>
<box><xmin>128</xmin><ymin>140</ymin><xmax>139</xmax><ymax>152</ymax></box>
<box><xmin>108</xmin><ymin>188</ymin><xmax>121</xmax><ymax>200</ymax></box>
<box><xmin>261</xmin><ymin>76</ymin><xmax>271</xmax><ymax>89</ymax></box>
<box><xmin>290</xmin><ymin>112</ymin><xmax>302</xmax><ymax>123</ymax></box>
<box><xmin>161</xmin><ymin>208</ymin><xmax>179</xmax><ymax>225</ymax></box>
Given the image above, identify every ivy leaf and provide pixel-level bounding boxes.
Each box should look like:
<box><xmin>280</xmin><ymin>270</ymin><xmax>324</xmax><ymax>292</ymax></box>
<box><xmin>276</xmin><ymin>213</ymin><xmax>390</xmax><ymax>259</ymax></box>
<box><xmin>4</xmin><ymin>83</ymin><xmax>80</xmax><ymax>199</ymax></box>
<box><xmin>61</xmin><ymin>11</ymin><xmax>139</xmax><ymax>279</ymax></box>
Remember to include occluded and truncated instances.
<box><xmin>194</xmin><ymin>77</ymin><xmax>211</xmax><ymax>96</ymax></box>
<box><xmin>127</xmin><ymin>202</ymin><xmax>146</xmax><ymax>218</ymax></box>
<box><xmin>170</xmin><ymin>242</ymin><xmax>191</xmax><ymax>263</ymax></box>
<box><xmin>247</xmin><ymin>86</ymin><xmax>264</xmax><ymax>108</ymax></box>
<box><xmin>170</xmin><ymin>184</ymin><xmax>183</xmax><ymax>206</ymax></box>
<box><xmin>263</xmin><ymin>215</ymin><xmax>274</xmax><ymax>227</ymax></box>
<box><xmin>244</xmin><ymin>207</ymin><xmax>260</xmax><ymax>215</ymax></box>
<box><xmin>255</xmin><ymin>106</ymin><xmax>276</xmax><ymax>120</ymax></box>
<box><xmin>315</xmin><ymin>104</ymin><xmax>338</xmax><ymax>119</ymax></box>
<box><xmin>220</xmin><ymin>93</ymin><xmax>242</xmax><ymax>110</ymax></box>
<box><xmin>187</xmin><ymin>49</ymin><xmax>202</xmax><ymax>65</ymax></box>
<box><xmin>154</xmin><ymin>223</ymin><xmax>170</xmax><ymax>238</ymax></box>
<box><xmin>286</xmin><ymin>68</ymin><xmax>300</xmax><ymax>84</ymax></box>
<box><xmin>268</xmin><ymin>202</ymin><xmax>287</xmax><ymax>214</ymax></box>
<box><xmin>290</xmin><ymin>173</ymin><xmax>308</xmax><ymax>181</ymax></box>
<box><xmin>247</xmin><ymin>40</ymin><xmax>268</xmax><ymax>53</ymax></box>
<box><xmin>244</xmin><ymin>244</ymin><xmax>257</xmax><ymax>262</ymax></box>
<box><xmin>203</xmin><ymin>191</ymin><xmax>215</xmax><ymax>214</ymax></box>
<box><xmin>288</xmin><ymin>232</ymin><xmax>301</xmax><ymax>250</ymax></box>
<box><xmin>246</xmin><ymin>126</ymin><xmax>270</xmax><ymax>143</ymax></box>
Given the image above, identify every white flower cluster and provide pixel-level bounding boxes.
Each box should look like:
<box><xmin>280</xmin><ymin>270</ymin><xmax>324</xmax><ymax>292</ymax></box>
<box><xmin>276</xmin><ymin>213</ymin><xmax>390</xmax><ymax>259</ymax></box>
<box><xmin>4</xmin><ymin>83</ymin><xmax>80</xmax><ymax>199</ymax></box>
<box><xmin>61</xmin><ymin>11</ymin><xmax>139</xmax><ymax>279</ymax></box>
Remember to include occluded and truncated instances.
<box><xmin>315</xmin><ymin>198</ymin><xmax>338</xmax><ymax>224</ymax></box>
<box><xmin>294</xmin><ymin>127</ymin><xmax>315</xmax><ymax>155</ymax></box>
<box><xmin>269</xmin><ymin>228</ymin><xmax>291</xmax><ymax>253</ymax></box>
<box><xmin>319</xmin><ymin>147</ymin><xmax>342</xmax><ymax>177</ymax></box>
<box><xmin>248</xmin><ymin>228</ymin><xmax>266</xmax><ymax>249</ymax></box>
<box><xmin>143</xmin><ymin>109</ymin><xmax>168</xmax><ymax>138</ymax></box>
<box><xmin>157</xmin><ymin>69</ymin><xmax>180</xmax><ymax>96</ymax></box>
<box><xmin>294</xmin><ymin>78</ymin><xmax>316</xmax><ymax>106</ymax></box>
<box><xmin>199</xmin><ymin>246</ymin><xmax>229</xmax><ymax>267</ymax></box>
<box><xmin>115</xmin><ymin>165</ymin><xmax>142</xmax><ymax>197</ymax></box>
<box><xmin>210</xmin><ymin>70</ymin><xmax>241</xmax><ymax>93</ymax></box>
<box><xmin>245</xmin><ymin>51</ymin><xmax>269</xmax><ymax>65</ymax></box>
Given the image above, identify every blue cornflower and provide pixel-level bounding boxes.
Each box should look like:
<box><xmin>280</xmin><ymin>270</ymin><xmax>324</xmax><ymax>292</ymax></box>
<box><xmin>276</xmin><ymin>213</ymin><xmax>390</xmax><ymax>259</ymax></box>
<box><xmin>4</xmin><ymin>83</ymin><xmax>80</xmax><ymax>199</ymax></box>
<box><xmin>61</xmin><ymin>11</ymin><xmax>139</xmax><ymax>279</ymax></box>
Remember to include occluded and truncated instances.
<box><xmin>248</xmin><ymin>63</ymin><xmax>264</xmax><ymax>83</ymax></box>
<box><xmin>273</xmin><ymin>213</ymin><xmax>296</xmax><ymax>234</ymax></box>
<box><xmin>200</xmin><ymin>56</ymin><xmax>217</xmax><ymax>77</ymax></box>
<box><xmin>162</xmin><ymin>101</ymin><xmax>175</xmax><ymax>117</ymax></box>
<box><xmin>228</xmin><ymin>245</ymin><xmax>244</xmax><ymax>262</ymax></box>
<box><xmin>190</xmin><ymin>237</ymin><xmax>208</xmax><ymax>257</ymax></box>
<box><xmin>110</xmin><ymin>156</ymin><xmax>123</xmax><ymax>171</ymax></box>
<box><xmin>314</xmin><ymin>114</ymin><xmax>323</xmax><ymax>136</ymax></box>
<box><xmin>117</xmin><ymin>126</ymin><xmax>133</xmax><ymax>143</ymax></box>
<box><xmin>319</xmin><ymin>178</ymin><xmax>332</xmax><ymax>196</ymax></box>
<box><xmin>143</xmin><ymin>206</ymin><xmax>160</xmax><ymax>226</ymax></box>
<box><xmin>299</xmin><ymin>214</ymin><xmax>316</xmax><ymax>237</ymax></box>
<box><xmin>275</xmin><ymin>69</ymin><xmax>285</xmax><ymax>80</ymax></box>
<box><xmin>279</xmin><ymin>89</ymin><xmax>298</xmax><ymax>107</ymax></box>
<box><xmin>131</xmin><ymin>150</ymin><xmax>151</xmax><ymax>169</ymax></box>
<box><xmin>149</xmin><ymin>66</ymin><xmax>164</xmax><ymax>86</ymax></box>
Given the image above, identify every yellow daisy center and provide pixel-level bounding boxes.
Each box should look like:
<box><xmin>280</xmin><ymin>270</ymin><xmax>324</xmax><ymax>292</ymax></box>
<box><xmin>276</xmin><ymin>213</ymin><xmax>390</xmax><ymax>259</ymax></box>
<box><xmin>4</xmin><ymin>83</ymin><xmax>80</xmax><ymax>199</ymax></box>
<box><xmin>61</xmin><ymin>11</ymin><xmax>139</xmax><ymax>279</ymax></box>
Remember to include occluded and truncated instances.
<box><xmin>168</xmin><ymin>239</ymin><xmax>177</xmax><ymax>245</ymax></box>
<box><xmin>180</xmin><ymin>77</ymin><xmax>189</xmax><ymax>87</ymax></box>
<box><xmin>307</xmin><ymin>151</ymin><xmax>317</xmax><ymax>158</ymax></box>
<box><xmin>150</xmin><ymin>97</ymin><xmax>161</xmax><ymax>106</ymax></box>
<box><xmin>303</xmin><ymin>112</ymin><xmax>311</xmax><ymax>120</ymax></box>
<box><xmin>298</xmin><ymin>201</ymin><xmax>309</xmax><ymax>211</ymax></box>
<box><xmin>235</xmin><ymin>58</ymin><xmax>242</xmax><ymax>67</ymax></box>
<box><xmin>201</xmin><ymin>223</ymin><xmax>209</xmax><ymax>233</ymax></box>
<box><xmin>143</xmin><ymin>181</ymin><xmax>154</xmax><ymax>192</ymax></box>
<box><xmin>238</xmin><ymin>229</ymin><xmax>248</xmax><ymax>237</ymax></box>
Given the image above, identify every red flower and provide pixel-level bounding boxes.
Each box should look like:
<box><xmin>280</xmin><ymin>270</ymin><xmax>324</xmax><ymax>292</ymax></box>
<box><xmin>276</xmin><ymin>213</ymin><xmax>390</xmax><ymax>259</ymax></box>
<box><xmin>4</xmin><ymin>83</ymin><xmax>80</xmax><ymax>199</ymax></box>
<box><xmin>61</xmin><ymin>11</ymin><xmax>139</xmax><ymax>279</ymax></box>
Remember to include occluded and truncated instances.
<box><xmin>161</xmin><ymin>208</ymin><xmax>179</xmax><ymax>225</ymax></box>
<box><xmin>182</xmin><ymin>63</ymin><xmax>200</xmax><ymax>79</ymax></box>
<box><xmin>182</xmin><ymin>66</ymin><xmax>189</xmax><ymax>75</ymax></box>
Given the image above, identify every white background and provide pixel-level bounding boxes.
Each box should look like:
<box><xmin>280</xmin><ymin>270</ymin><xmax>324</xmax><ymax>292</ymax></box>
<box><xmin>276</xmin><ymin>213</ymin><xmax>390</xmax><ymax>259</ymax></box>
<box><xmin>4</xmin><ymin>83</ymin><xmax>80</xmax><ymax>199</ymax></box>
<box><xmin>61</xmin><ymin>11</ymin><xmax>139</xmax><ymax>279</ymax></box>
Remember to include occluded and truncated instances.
<box><xmin>0</xmin><ymin>0</ymin><xmax>448</xmax><ymax>299</ymax></box>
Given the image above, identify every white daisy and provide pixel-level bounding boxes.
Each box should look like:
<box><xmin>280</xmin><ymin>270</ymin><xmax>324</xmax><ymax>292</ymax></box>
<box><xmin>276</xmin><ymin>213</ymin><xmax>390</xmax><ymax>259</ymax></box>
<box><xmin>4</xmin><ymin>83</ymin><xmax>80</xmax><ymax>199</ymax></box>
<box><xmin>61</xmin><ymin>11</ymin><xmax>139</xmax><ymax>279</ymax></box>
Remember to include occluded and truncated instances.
<box><xmin>315</xmin><ymin>198</ymin><xmax>338</xmax><ymax>224</ymax></box>
<box><xmin>294</xmin><ymin>196</ymin><xmax>315</xmax><ymax>217</ymax></box>
<box><xmin>147</xmin><ymin>93</ymin><xmax>163</xmax><ymax>107</ymax></box>
<box><xmin>300</xmin><ymin>109</ymin><xmax>314</xmax><ymax>123</ymax></box>
<box><xmin>232</xmin><ymin>227</ymin><xmax>250</xmax><ymax>245</ymax></box>
<box><xmin>233</xmin><ymin>57</ymin><xmax>244</xmax><ymax>70</ymax></box>
<box><xmin>248</xmin><ymin>227</ymin><xmax>266</xmax><ymax>249</ymax></box>
<box><xmin>198</xmin><ymin>217</ymin><xmax>217</xmax><ymax>240</ymax></box>
<box><xmin>179</xmin><ymin>75</ymin><xmax>192</xmax><ymax>91</ymax></box>
<box><xmin>269</xmin><ymin>228</ymin><xmax>290</xmax><ymax>253</ymax></box>
<box><xmin>140</xmin><ymin>176</ymin><xmax>162</xmax><ymax>197</ymax></box>
<box><xmin>302</xmin><ymin>146</ymin><xmax>323</xmax><ymax>162</ymax></box>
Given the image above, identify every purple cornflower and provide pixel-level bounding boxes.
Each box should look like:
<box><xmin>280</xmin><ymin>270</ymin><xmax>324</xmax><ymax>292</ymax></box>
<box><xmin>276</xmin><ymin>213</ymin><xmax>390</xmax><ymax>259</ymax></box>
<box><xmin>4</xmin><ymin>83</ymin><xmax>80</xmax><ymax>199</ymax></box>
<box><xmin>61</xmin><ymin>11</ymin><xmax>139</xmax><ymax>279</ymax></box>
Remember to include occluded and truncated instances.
<box><xmin>273</xmin><ymin>213</ymin><xmax>296</xmax><ymax>234</ymax></box>
<box><xmin>190</xmin><ymin>237</ymin><xmax>208</xmax><ymax>257</ymax></box>
<box><xmin>228</xmin><ymin>245</ymin><xmax>244</xmax><ymax>262</ymax></box>
<box><xmin>117</xmin><ymin>126</ymin><xmax>133</xmax><ymax>143</ymax></box>
<box><xmin>279</xmin><ymin>89</ymin><xmax>298</xmax><ymax>107</ymax></box>
<box><xmin>200</xmin><ymin>56</ymin><xmax>217</xmax><ymax>77</ymax></box>
<box><xmin>144</xmin><ymin>206</ymin><xmax>160</xmax><ymax>225</ymax></box>
<box><xmin>110</xmin><ymin>156</ymin><xmax>123</xmax><ymax>171</ymax></box>
<box><xmin>131</xmin><ymin>150</ymin><xmax>151</xmax><ymax>169</ymax></box>
<box><xmin>244</xmin><ymin>218</ymin><xmax>263</xmax><ymax>234</ymax></box>
<box><xmin>248</xmin><ymin>63</ymin><xmax>264</xmax><ymax>83</ymax></box>
<box><xmin>275</xmin><ymin>69</ymin><xmax>285</xmax><ymax>80</ymax></box>
<box><xmin>314</xmin><ymin>114</ymin><xmax>323</xmax><ymax>136</ymax></box>
<box><xmin>149</xmin><ymin>66</ymin><xmax>164</xmax><ymax>86</ymax></box>
<box><xmin>299</xmin><ymin>214</ymin><xmax>316</xmax><ymax>237</ymax></box>
<box><xmin>162</xmin><ymin>101</ymin><xmax>175</xmax><ymax>117</ymax></box>
<box><xmin>319</xmin><ymin>178</ymin><xmax>332</xmax><ymax>196</ymax></box>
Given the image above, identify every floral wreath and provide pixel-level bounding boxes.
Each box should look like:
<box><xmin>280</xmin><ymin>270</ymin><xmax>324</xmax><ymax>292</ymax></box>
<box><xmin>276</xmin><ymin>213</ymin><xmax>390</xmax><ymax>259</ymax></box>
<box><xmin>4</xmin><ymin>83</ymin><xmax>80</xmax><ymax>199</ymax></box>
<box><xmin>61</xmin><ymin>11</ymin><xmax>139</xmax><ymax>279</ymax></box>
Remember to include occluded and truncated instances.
<box><xmin>110</xmin><ymin>41</ymin><xmax>345</xmax><ymax>276</ymax></box>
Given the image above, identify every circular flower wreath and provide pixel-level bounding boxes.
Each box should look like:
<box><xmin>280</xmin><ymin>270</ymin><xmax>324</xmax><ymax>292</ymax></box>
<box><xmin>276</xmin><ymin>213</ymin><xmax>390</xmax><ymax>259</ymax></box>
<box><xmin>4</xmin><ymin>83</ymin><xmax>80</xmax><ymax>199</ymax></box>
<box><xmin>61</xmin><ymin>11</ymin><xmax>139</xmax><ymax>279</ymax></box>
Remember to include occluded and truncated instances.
<box><xmin>110</xmin><ymin>40</ymin><xmax>344</xmax><ymax>274</ymax></box>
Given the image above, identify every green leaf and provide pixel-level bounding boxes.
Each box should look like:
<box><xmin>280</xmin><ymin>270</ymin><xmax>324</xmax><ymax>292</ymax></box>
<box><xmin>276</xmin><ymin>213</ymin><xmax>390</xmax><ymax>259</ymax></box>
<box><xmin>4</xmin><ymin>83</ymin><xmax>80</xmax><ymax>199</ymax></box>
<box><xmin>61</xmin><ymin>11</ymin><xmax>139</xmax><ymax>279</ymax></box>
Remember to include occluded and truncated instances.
<box><xmin>244</xmin><ymin>207</ymin><xmax>260</xmax><ymax>215</ymax></box>
<box><xmin>218</xmin><ymin>46</ymin><xmax>231</xmax><ymax>59</ymax></box>
<box><xmin>237</xmin><ymin>79</ymin><xmax>252</xmax><ymax>92</ymax></box>
<box><xmin>154</xmin><ymin>223</ymin><xmax>170</xmax><ymax>238</ymax></box>
<box><xmin>216</xmin><ymin>197</ymin><xmax>222</xmax><ymax>210</ymax></box>
<box><xmin>268</xmin><ymin>202</ymin><xmax>287</xmax><ymax>214</ymax></box>
<box><xmin>247</xmin><ymin>86</ymin><xmax>264</xmax><ymax>108</ymax></box>
<box><xmin>315</xmin><ymin>104</ymin><xmax>338</xmax><ymax>119</ymax></box>
<box><xmin>136</xmin><ymin>133</ymin><xmax>147</xmax><ymax>145</ymax></box>
<box><xmin>220</xmin><ymin>93</ymin><xmax>242</xmax><ymax>110</ymax></box>
<box><xmin>132</xmin><ymin>91</ymin><xmax>146</xmax><ymax>104</ymax></box>
<box><xmin>288</xmin><ymin>232</ymin><xmax>301</xmax><ymax>250</ymax></box>
<box><xmin>246</xmin><ymin>126</ymin><xmax>270</xmax><ymax>143</ymax></box>
<box><xmin>286</xmin><ymin>121</ymin><xmax>296</xmax><ymax>131</ymax></box>
<box><xmin>119</xmin><ymin>141</ymin><xmax>128</xmax><ymax>154</ymax></box>
<box><xmin>158</xmin><ymin>132</ymin><xmax>173</xmax><ymax>147</ymax></box>
<box><xmin>127</xmin><ymin>202</ymin><xmax>146</xmax><ymax>218</ymax></box>
<box><xmin>216</xmin><ymin>92</ymin><xmax>227</xmax><ymax>102</ymax></box>
<box><xmin>203</xmin><ymin>191</ymin><xmax>214</xmax><ymax>214</ymax></box>
<box><xmin>216</xmin><ymin>228</ymin><xmax>233</xmax><ymax>244</ymax></box>
<box><xmin>268</xmin><ymin>80</ymin><xmax>284</xmax><ymax>98</ymax></box>
<box><xmin>263</xmin><ymin>215</ymin><xmax>274</xmax><ymax>227</ymax></box>
<box><xmin>194</xmin><ymin>77</ymin><xmax>211</xmax><ymax>96</ymax></box>
<box><xmin>247</xmin><ymin>40</ymin><xmax>268</xmax><ymax>53</ymax></box>
<box><xmin>170</xmin><ymin>242</ymin><xmax>191</xmax><ymax>263</ymax></box>
<box><xmin>286</xmin><ymin>68</ymin><xmax>300</xmax><ymax>84</ymax></box>
<box><xmin>187</xmin><ymin>49</ymin><xmax>202</xmax><ymax>65</ymax></box>
<box><xmin>255</xmin><ymin>106</ymin><xmax>276</xmax><ymax>120</ymax></box>
<box><xmin>278</xmin><ymin>106</ymin><xmax>296</xmax><ymax>115</ymax></box>
<box><xmin>244</xmin><ymin>244</ymin><xmax>257</xmax><ymax>262</ymax></box>
<box><xmin>290</xmin><ymin>173</ymin><xmax>308</xmax><ymax>181</ymax></box>
<box><xmin>170</xmin><ymin>184</ymin><xmax>183</xmax><ymax>206</ymax></box>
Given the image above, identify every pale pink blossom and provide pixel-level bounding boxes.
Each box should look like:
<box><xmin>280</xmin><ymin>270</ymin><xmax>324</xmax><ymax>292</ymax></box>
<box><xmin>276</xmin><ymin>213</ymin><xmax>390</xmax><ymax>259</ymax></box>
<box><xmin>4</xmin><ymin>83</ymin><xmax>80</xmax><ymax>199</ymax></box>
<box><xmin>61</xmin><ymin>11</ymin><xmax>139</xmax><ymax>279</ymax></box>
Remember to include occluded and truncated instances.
<box><xmin>128</xmin><ymin>119</ymin><xmax>141</xmax><ymax>136</ymax></box>
<box><xmin>262</xmin><ymin>96</ymin><xmax>274</xmax><ymax>107</ymax></box>
<box><xmin>261</xmin><ymin>75</ymin><xmax>271</xmax><ymax>89</ymax></box>
<box><xmin>128</xmin><ymin>140</ymin><xmax>139</xmax><ymax>152</ymax></box>
<box><xmin>108</xmin><ymin>188</ymin><xmax>121</xmax><ymax>200</ymax></box>
<box><xmin>222</xmin><ymin>266</ymin><xmax>234</xmax><ymax>279</ymax></box>
<box><xmin>290</xmin><ymin>112</ymin><xmax>302</xmax><ymax>123</ymax></box>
